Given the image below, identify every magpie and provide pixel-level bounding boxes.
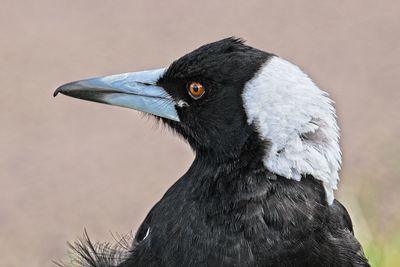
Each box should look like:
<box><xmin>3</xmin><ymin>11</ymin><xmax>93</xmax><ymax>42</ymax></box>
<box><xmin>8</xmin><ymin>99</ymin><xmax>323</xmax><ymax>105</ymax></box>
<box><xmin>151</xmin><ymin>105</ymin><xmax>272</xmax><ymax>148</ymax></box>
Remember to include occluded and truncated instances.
<box><xmin>54</xmin><ymin>38</ymin><xmax>369</xmax><ymax>267</ymax></box>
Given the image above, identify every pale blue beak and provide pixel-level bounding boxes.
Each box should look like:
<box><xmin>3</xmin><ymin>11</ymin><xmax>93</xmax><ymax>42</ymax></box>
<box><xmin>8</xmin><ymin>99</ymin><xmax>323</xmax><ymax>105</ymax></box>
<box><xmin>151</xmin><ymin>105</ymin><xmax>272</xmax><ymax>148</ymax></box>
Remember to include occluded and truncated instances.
<box><xmin>54</xmin><ymin>68</ymin><xmax>179</xmax><ymax>122</ymax></box>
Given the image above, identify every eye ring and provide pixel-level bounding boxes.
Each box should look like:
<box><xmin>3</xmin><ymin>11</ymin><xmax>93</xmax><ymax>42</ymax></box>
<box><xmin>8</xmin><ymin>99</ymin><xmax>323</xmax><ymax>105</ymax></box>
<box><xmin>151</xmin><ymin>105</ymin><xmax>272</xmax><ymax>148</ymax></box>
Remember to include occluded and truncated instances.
<box><xmin>187</xmin><ymin>82</ymin><xmax>205</xmax><ymax>99</ymax></box>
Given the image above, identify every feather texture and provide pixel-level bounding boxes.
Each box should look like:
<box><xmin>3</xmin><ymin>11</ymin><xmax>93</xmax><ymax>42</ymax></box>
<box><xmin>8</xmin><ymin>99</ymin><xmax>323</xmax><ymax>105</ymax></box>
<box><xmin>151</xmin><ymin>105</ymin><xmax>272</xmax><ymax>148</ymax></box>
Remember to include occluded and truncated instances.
<box><xmin>242</xmin><ymin>56</ymin><xmax>341</xmax><ymax>204</ymax></box>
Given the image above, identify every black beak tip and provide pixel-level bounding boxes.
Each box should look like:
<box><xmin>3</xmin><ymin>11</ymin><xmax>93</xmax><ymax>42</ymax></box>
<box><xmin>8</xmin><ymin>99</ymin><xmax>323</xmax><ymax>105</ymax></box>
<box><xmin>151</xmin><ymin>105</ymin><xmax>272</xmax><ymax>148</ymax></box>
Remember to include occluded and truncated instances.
<box><xmin>53</xmin><ymin>82</ymin><xmax>75</xmax><ymax>97</ymax></box>
<box><xmin>53</xmin><ymin>87</ymin><xmax>60</xmax><ymax>97</ymax></box>
<box><xmin>54</xmin><ymin>83</ymin><xmax>68</xmax><ymax>97</ymax></box>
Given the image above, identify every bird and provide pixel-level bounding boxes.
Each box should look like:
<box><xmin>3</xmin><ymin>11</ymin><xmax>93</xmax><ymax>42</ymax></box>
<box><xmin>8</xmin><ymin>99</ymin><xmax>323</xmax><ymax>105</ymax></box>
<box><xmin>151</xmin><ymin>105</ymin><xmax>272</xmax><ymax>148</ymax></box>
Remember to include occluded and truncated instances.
<box><xmin>54</xmin><ymin>37</ymin><xmax>369</xmax><ymax>267</ymax></box>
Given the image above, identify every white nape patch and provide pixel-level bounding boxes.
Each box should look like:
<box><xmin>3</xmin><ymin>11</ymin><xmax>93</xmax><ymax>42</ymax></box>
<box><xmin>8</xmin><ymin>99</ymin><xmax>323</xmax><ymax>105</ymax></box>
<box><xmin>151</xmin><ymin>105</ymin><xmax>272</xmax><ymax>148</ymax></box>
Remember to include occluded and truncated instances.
<box><xmin>242</xmin><ymin>56</ymin><xmax>341</xmax><ymax>204</ymax></box>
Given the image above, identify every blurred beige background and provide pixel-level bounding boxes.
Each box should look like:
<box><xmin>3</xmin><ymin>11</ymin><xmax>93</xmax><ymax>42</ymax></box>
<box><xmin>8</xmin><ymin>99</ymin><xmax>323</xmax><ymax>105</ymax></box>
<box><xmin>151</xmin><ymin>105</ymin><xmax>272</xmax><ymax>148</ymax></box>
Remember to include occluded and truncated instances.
<box><xmin>0</xmin><ymin>0</ymin><xmax>399</xmax><ymax>266</ymax></box>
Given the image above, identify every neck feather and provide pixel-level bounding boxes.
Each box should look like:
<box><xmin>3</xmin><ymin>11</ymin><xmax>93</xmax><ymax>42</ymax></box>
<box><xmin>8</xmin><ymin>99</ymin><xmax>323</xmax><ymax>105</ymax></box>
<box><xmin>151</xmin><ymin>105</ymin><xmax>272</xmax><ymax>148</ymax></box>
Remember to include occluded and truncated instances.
<box><xmin>242</xmin><ymin>56</ymin><xmax>341</xmax><ymax>204</ymax></box>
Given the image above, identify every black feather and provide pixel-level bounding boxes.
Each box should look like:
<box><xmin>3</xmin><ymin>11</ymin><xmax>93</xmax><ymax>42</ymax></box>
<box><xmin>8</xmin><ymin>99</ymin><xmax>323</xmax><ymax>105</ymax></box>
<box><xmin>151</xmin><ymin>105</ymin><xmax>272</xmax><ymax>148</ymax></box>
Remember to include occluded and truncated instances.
<box><xmin>56</xmin><ymin>230</ymin><xmax>132</xmax><ymax>267</ymax></box>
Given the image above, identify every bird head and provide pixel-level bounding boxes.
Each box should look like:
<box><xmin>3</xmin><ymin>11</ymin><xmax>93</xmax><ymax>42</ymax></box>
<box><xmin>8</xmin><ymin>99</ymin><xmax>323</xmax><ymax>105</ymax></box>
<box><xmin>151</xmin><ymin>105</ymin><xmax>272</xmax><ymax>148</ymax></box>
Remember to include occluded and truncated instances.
<box><xmin>54</xmin><ymin>37</ymin><xmax>341</xmax><ymax>204</ymax></box>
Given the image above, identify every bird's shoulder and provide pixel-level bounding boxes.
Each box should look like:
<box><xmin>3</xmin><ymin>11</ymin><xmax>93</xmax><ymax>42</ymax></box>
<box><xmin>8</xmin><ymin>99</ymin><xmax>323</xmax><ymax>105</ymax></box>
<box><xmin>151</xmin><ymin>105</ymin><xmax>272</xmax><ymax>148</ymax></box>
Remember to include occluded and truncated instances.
<box><xmin>324</xmin><ymin>200</ymin><xmax>370</xmax><ymax>266</ymax></box>
<box><xmin>328</xmin><ymin>199</ymin><xmax>354</xmax><ymax>233</ymax></box>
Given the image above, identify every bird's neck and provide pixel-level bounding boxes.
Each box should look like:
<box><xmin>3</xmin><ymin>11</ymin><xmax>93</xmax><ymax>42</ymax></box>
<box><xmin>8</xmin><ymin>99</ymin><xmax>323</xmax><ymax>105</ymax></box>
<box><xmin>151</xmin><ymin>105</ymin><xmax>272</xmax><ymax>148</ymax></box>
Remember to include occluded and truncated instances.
<box><xmin>177</xmin><ymin>130</ymin><xmax>327</xmax><ymax>225</ymax></box>
<box><xmin>186</xmin><ymin>130</ymin><xmax>277</xmax><ymax>198</ymax></box>
<box><xmin>196</xmin><ymin>126</ymin><xmax>268</xmax><ymax>167</ymax></box>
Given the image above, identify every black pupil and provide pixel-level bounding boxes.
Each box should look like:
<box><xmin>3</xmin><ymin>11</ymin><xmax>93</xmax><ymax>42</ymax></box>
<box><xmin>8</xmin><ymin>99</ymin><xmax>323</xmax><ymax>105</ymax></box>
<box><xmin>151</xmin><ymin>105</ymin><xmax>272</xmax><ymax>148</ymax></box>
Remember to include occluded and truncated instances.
<box><xmin>192</xmin><ymin>85</ymin><xmax>199</xmax><ymax>92</ymax></box>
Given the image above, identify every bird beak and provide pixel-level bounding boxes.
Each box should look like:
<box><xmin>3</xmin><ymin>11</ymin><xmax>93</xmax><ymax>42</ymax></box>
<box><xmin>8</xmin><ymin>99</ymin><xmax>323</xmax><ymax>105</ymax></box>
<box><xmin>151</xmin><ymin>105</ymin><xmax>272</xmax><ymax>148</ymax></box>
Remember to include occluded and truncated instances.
<box><xmin>54</xmin><ymin>68</ymin><xmax>180</xmax><ymax>122</ymax></box>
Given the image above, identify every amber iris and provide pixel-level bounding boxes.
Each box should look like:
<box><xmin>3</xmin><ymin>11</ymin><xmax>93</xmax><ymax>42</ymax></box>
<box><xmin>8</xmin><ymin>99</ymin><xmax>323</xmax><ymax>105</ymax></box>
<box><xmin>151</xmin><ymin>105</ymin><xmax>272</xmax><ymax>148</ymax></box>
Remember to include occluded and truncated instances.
<box><xmin>188</xmin><ymin>82</ymin><xmax>205</xmax><ymax>99</ymax></box>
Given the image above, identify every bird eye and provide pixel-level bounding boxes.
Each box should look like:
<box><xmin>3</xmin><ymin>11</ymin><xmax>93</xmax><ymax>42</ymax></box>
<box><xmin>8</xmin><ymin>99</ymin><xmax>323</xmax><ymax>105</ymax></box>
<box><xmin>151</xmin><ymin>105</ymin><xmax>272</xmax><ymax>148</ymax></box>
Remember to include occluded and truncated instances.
<box><xmin>188</xmin><ymin>82</ymin><xmax>205</xmax><ymax>99</ymax></box>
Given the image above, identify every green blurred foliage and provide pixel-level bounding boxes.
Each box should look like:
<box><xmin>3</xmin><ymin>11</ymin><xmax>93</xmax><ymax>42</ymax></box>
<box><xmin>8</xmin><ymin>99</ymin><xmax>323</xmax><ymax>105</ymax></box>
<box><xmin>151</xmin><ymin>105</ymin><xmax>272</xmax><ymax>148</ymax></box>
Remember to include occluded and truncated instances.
<box><xmin>364</xmin><ymin>235</ymin><xmax>400</xmax><ymax>267</ymax></box>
